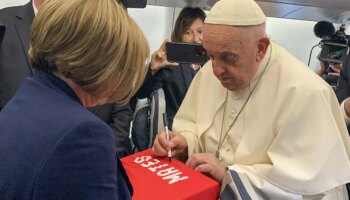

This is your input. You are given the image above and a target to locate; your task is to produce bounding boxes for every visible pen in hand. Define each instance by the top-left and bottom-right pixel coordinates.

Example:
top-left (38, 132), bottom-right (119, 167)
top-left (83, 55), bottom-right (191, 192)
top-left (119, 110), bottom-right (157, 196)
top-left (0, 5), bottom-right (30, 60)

top-left (162, 113), bottom-right (172, 162)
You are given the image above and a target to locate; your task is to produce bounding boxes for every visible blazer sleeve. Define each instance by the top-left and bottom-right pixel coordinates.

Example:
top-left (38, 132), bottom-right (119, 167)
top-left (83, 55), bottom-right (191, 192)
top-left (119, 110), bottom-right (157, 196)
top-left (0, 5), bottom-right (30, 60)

top-left (87, 103), bottom-right (133, 158)
top-left (135, 67), bottom-right (162, 99)
top-left (109, 103), bottom-right (133, 158)
top-left (32, 120), bottom-right (131, 200)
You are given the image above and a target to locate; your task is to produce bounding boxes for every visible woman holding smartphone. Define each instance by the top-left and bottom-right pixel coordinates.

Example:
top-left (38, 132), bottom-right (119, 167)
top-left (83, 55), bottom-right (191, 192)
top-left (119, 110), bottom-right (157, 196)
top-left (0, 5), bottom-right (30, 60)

top-left (135, 7), bottom-right (206, 131)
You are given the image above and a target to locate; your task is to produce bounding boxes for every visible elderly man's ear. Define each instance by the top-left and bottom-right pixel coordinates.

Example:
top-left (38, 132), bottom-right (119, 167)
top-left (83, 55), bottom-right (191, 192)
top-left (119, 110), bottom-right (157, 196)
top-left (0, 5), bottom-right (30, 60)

top-left (256, 37), bottom-right (270, 62)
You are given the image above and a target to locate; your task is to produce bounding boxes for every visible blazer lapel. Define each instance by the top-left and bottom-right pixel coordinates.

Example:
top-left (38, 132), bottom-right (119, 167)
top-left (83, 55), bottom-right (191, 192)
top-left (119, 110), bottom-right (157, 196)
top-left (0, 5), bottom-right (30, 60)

top-left (180, 63), bottom-right (195, 89)
top-left (14, 2), bottom-right (35, 72)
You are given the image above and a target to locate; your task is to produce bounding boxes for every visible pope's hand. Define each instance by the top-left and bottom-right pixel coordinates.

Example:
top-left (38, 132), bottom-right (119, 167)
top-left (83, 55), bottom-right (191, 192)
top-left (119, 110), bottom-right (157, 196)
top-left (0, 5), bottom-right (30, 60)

top-left (186, 153), bottom-right (226, 183)
top-left (152, 130), bottom-right (188, 160)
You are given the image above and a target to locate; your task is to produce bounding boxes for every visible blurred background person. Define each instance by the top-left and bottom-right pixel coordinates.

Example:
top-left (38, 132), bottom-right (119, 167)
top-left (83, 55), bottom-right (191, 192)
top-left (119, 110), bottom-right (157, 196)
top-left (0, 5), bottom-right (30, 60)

top-left (0, 0), bottom-right (133, 157)
top-left (335, 54), bottom-right (350, 132)
top-left (0, 0), bottom-right (149, 199)
top-left (336, 55), bottom-right (350, 200)
top-left (134, 7), bottom-right (206, 130)
top-left (313, 20), bottom-right (345, 90)
top-left (316, 61), bottom-right (342, 89)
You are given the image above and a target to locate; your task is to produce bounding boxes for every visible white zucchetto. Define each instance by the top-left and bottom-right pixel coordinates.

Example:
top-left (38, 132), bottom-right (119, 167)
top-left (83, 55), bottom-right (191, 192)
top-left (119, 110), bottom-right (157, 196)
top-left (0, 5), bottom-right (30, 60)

top-left (205, 0), bottom-right (266, 26)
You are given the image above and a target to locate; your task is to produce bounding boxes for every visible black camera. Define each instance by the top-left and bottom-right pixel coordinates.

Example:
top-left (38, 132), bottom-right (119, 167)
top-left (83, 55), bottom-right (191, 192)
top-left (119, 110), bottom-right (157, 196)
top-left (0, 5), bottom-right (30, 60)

top-left (314, 21), bottom-right (350, 64)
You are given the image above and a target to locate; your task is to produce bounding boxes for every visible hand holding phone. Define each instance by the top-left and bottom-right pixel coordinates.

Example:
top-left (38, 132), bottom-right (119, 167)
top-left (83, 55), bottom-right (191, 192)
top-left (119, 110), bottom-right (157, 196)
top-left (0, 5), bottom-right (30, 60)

top-left (150, 40), bottom-right (178, 74)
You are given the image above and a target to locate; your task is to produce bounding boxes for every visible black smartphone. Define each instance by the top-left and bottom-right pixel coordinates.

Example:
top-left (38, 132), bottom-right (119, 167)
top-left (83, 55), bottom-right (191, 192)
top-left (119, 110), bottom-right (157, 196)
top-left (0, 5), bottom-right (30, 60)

top-left (166, 42), bottom-right (209, 65)
top-left (0, 23), bottom-right (5, 46)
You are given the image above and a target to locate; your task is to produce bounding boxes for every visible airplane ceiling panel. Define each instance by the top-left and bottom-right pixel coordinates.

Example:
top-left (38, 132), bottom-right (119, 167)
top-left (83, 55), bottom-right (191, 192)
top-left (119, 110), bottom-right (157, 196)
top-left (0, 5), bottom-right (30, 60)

top-left (148, 0), bottom-right (350, 24)
top-left (282, 7), bottom-right (350, 23)
top-left (151, 0), bottom-right (204, 8)
top-left (257, 1), bottom-right (350, 23)
top-left (259, 0), bottom-right (350, 11)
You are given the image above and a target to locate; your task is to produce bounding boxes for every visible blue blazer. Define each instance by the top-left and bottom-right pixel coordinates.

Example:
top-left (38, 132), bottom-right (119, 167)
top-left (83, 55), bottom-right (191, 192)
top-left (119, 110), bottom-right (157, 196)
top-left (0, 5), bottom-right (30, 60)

top-left (0, 70), bottom-right (132, 199)
top-left (0, 1), bottom-right (133, 157)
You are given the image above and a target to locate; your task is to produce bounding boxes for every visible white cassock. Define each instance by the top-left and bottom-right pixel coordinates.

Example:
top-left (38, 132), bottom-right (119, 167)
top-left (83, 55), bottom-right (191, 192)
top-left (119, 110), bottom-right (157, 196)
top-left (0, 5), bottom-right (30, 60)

top-left (173, 42), bottom-right (350, 199)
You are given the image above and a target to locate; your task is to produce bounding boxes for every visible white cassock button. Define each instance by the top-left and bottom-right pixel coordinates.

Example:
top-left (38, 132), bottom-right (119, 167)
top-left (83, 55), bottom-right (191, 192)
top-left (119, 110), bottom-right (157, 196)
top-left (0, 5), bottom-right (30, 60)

top-left (234, 96), bottom-right (239, 100)
top-left (227, 136), bottom-right (231, 142)
top-left (226, 148), bottom-right (230, 152)
top-left (231, 109), bottom-right (236, 114)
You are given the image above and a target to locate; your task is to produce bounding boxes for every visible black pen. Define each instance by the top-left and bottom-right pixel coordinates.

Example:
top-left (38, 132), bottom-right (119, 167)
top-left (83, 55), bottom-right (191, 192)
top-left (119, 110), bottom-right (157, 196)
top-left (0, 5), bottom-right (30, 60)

top-left (162, 113), bottom-right (172, 162)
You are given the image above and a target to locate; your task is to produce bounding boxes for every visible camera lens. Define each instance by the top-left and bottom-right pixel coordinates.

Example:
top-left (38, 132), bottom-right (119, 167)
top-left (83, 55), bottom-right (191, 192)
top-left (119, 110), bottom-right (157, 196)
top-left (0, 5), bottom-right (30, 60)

top-left (195, 46), bottom-right (206, 56)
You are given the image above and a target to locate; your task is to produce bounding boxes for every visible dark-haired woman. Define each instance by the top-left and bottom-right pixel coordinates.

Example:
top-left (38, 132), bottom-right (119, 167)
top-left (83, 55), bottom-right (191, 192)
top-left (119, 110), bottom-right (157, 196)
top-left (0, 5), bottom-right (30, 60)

top-left (136, 7), bottom-right (206, 130)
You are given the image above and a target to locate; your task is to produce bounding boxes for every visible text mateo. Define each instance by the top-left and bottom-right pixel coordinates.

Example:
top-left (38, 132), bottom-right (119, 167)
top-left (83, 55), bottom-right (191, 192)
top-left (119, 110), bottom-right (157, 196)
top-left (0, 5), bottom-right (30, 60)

top-left (134, 156), bottom-right (189, 184)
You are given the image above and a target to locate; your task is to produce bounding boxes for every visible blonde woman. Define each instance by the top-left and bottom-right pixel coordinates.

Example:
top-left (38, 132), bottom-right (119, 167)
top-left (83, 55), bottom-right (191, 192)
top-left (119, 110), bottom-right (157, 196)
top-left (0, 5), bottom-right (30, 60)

top-left (0, 0), bottom-right (149, 199)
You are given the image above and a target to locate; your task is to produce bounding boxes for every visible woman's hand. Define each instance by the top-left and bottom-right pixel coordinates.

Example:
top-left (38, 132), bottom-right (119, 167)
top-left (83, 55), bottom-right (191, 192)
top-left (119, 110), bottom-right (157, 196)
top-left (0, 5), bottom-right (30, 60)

top-left (150, 39), bottom-right (178, 75)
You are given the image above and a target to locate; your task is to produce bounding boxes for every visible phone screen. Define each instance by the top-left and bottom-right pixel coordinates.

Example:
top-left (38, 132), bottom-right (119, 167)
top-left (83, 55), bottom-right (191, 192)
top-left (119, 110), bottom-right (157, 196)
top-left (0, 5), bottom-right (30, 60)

top-left (166, 42), bottom-right (209, 65)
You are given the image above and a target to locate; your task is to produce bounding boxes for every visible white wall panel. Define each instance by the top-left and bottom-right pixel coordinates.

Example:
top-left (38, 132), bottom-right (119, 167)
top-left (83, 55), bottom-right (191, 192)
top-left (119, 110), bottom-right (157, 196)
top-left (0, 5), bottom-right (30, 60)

top-left (0, 0), bottom-right (29, 9)
top-left (128, 6), bottom-right (175, 54)
top-left (266, 17), bottom-right (321, 70)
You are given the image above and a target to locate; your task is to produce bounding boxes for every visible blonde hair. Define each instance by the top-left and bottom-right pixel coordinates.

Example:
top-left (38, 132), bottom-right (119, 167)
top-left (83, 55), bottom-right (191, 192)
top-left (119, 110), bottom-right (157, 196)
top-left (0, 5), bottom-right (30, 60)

top-left (29, 0), bottom-right (149, 104)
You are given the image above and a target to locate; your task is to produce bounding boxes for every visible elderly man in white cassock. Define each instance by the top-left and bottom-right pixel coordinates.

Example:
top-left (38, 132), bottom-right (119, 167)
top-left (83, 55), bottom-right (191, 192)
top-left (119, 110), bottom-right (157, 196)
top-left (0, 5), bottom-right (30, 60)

top-left (152, 0), bottom-right (350, 199)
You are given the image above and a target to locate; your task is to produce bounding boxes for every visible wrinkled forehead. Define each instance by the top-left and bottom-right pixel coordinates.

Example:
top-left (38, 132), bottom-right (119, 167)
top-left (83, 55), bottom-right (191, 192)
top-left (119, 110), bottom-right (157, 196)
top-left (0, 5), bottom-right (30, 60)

top-left (203, 24), bottom-right (246, 51)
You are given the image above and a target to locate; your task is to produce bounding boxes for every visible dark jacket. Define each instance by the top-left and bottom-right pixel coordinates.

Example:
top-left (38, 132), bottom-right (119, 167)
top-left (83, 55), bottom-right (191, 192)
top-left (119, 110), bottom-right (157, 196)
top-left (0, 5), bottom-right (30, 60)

top-left (336, 54), bottom-right (350, 103)
top-left (0, 2), bottom-right (132, 157)
top-left (0, 70), bottom-right (132, 199)
top-left (136, 64), bottom-right (197, 129)
top-left (0, 2), bottom-right (34, 107)
top-left (335, 54), bottom-right (350, 136)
